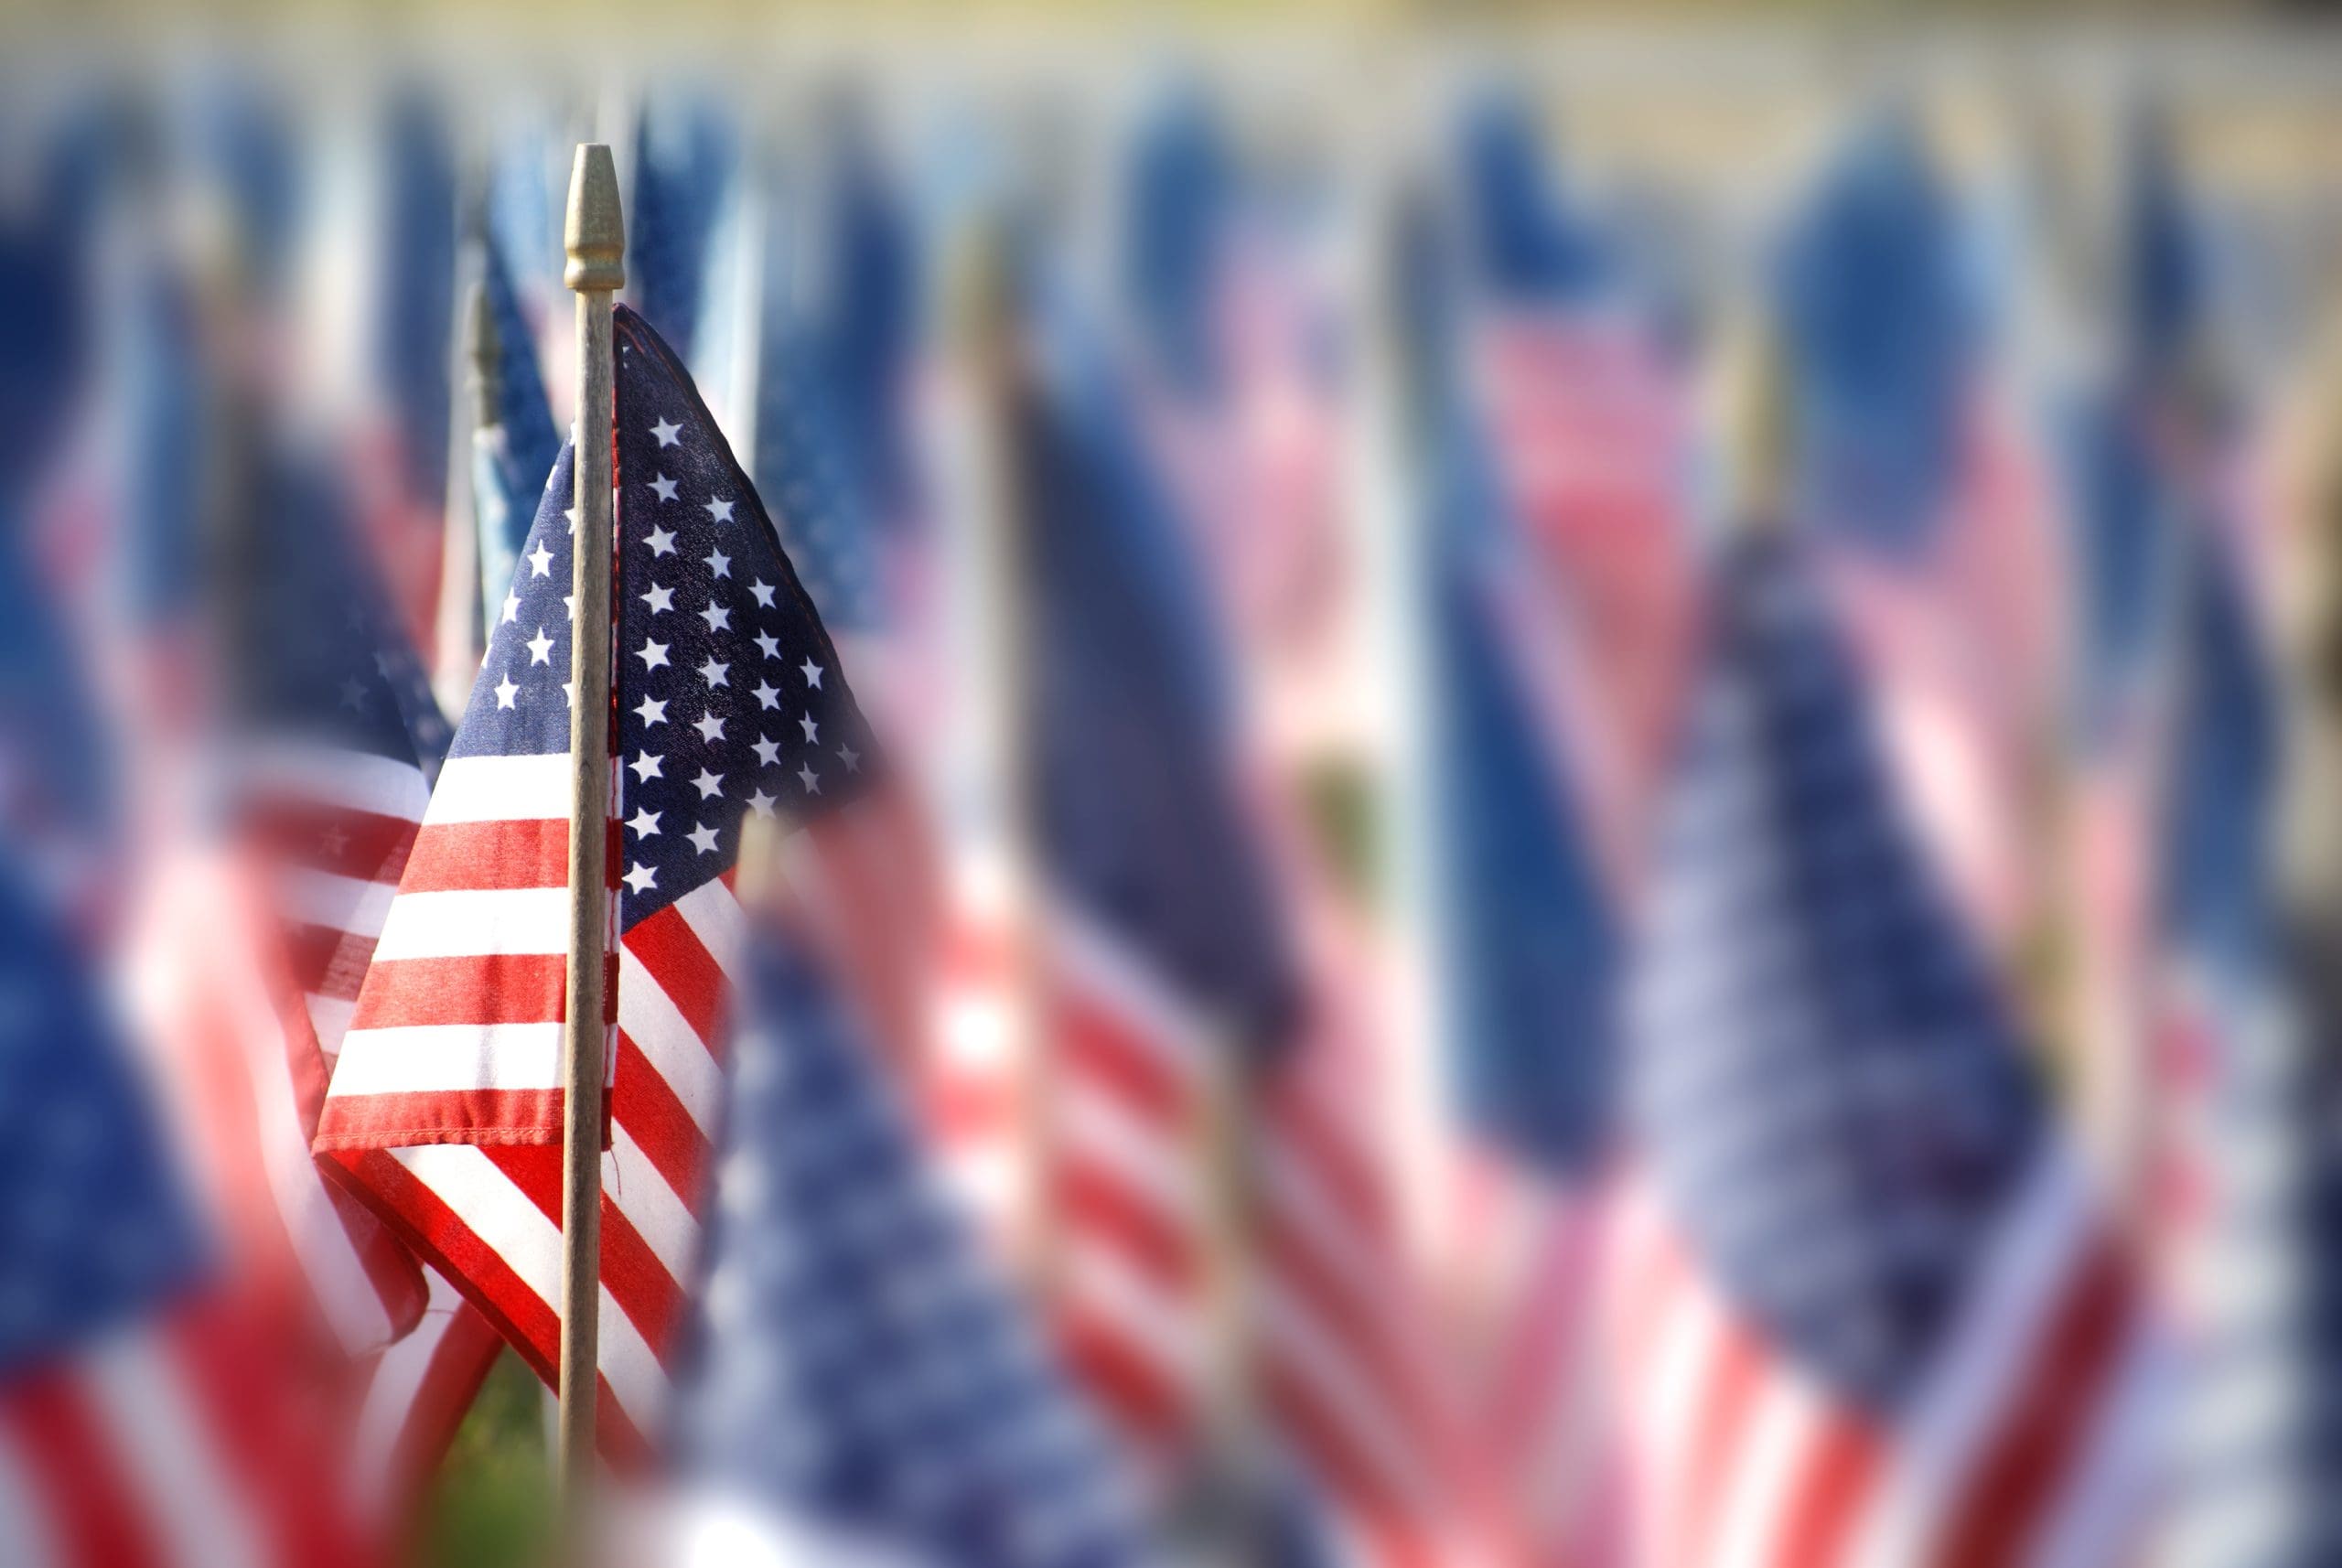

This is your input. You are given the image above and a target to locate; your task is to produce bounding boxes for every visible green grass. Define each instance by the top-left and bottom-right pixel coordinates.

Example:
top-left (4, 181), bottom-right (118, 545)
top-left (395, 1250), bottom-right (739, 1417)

top-left (408, 1350), bottom-right (553, 1568)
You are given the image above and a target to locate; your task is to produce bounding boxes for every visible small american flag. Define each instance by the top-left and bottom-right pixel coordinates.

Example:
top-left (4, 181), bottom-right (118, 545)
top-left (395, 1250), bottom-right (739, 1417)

top-left (315, 302), bottom-right (876, 1456)
top-left (1610, 532), bottom-right (2157, 1568)
top-left (670, 909), bottom-right (1143, 1565)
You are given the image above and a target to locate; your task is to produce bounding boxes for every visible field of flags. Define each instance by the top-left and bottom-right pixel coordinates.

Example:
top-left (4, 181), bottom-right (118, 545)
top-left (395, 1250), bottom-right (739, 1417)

top-left (4, 31), bottom-right (2342, 1566)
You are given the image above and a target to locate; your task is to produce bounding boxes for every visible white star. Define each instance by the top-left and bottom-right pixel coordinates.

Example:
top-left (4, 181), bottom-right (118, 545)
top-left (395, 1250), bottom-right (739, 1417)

top-left (699, 602), bottom-right (731, 633)
top-left (639, 582), bottom-right (674, 615)
top-left (797, 764), bottom-right (821, 794)
top-left (705, 548), bottom-right (732, 579)
top-left (564, 595), bottom-right (575, 618)
top-left (688, 822), bottom-right (721, 855)
top-left (526, 628), bottom-right (555, 665)
top-left (746, 787), bottom-right (778, 818)
top-left (799, 713), bottom-right (819, 743)
top-left (634, 695), bottom-right (668, 727)
top-left (500, 590), bottom-right (521, 624)
top-left (693, 768), bottom-right (725, 800)
top-left (748, 578), bottom-right (776, 608)
top-left (650, 416), bottom-right (682, 448)
top-left (705, 497), bottom-right (735, 524)
top-left (338, 679), bottom-right (369, 711)
top-left (564, 506), bottom-right (578, 534)
top-left (528, 542), bottom-right (554, 578)
top-left (629, 751), bottom-right (663, 782)
top-left (623, 862), bottom-right (658, 894)
top-left (628, 808), bottom-right (661, 839)
top-left (494, 675), bottom-right (520, 709)
top-left (638, 639), bottom-right (670, 671)
top-left (800, 659), bottom-right (824, 690)
top-left (693, 711), bottom-right (725, 745)
top-left (563, 680), bottom-right (575, 706)
top-left (752, 680), bottom-right (781, 711)
top-left (755, 632), bottom-right (782, 660)
top-left (645, 526), bottom-right (677, 558)
top-left (650, 474), bottom-right (679, 503)
top-left (838, 745), bottom-right (860, 774)
top-left (752, 736), bottom-right (781, 767)
top-left (699, 657), bottom-right (729, 689)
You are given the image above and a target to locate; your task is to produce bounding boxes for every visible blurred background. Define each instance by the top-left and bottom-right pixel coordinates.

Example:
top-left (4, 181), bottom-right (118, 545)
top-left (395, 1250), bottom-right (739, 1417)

top-left (6, 5), bottom-right (2342, 1566)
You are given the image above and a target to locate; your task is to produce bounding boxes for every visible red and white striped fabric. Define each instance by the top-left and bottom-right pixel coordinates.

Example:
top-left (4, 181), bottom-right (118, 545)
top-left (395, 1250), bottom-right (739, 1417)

top-left (312, 746), bottom-right (729, 1459)
top-left (0, 1300), bottom-right (394, 1568)
top-left (1599, 1162), bottom-right (2162, 1568)
top-left (347, 1268), bottom-right (507, 1526)
top-left (1038, 886), bottom-right (1490, 1566)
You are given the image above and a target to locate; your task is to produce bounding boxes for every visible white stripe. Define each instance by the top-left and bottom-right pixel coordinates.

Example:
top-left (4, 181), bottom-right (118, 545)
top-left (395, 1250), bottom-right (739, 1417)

top-left (308, 993), bottom-right (357, 1063)
top-left (1708, 1373), bottom-right (1829, 1568)
top-left (1058, 1078), bottom-right (1199, 1228)
top-left (0, 1421), bottom-right (60, 1568)
top-left (348, 1271), bottom-right (466, 1518)
top-left (2026, 1320), bottom-right (2167, 1568)
top-left (671, 878), bottom-right (749, 988)
top-left (284, 867), bottom-right (398, 940)
top-left (373, 887), bottom-right (573, 959)
top-left (1046, 901), bottom-right (1211, 1060)
top-left (617, 945), bottom-right (723, 1136)
top-left (396, 1144), bottom-right (669, 1433)
top-left (230, 945), bottom-right (394, 1355)
top-left (330, 1023), bottom-right (566, 1096)
top-left (610, 1123), bottom-right (703, 1283)
top-left (1059, 1244), bottom-right (1205, 1394)
top-left (1258, 1274), bottom-right (1436, 1519)
top-left (244, 741), bottom-right (429, 823)
top-left (1849, 1157), bottom-right (2093, 1568)
top-left (81, 1329), bottom-right (269, 1568)
top-left (422, 753), bottom-right (576, 826)
top-left (1635, 1283), bottom-right (1732, 1564)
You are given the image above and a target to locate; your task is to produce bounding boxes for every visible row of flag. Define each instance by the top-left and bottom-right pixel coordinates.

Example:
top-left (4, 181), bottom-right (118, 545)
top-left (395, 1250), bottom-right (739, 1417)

top-left (2, 63), bottom-right (2339, 1568)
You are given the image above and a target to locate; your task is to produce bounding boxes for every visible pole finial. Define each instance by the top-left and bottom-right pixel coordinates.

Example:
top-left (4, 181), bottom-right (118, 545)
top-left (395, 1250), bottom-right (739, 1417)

top-left (564, 143), bottom-right (625, 295)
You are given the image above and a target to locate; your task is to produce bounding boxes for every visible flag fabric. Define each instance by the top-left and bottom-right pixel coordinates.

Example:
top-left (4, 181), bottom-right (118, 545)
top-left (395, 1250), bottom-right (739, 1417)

top-left (345, 1266), bottom-right (507, 1527)
top-left (474, 228), bottom-right (565, 644)
top-left (1017, 268), bottom-right (1472, 1561)
top-left (667, 908), bottom-right (1143, 1566)
top-left (630, 102), bottom-right (736, 372)
top-left (1608, 531), bottom-right (2157, 1568)
top-left (315, 302), bottom-right (876, 1456)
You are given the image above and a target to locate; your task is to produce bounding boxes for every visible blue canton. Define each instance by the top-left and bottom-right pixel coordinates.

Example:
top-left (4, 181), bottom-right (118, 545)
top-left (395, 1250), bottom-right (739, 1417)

top-left (672, 918), bottom-right (1144, 1567)
top-left (1627, 535), bottom-right (2042, 1410)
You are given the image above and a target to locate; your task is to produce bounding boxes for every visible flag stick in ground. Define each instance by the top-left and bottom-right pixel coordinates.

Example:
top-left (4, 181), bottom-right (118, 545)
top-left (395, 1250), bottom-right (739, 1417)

top-left (557, 140), bottom-right (624, 1503)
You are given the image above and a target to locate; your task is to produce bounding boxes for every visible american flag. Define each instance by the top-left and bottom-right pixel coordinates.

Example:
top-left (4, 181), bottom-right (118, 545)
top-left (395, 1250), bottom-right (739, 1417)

top-left (668, 906), bottom-right (1143, 1565)
top-left (0, 847), bottom-right (389, 1567)
top-left (1016, 270), bottom-right (1470, 1561)
top-left (315, 303), bottom-right (876, 1456)
top-left (1609, 532), bottom-right (2158, 1568)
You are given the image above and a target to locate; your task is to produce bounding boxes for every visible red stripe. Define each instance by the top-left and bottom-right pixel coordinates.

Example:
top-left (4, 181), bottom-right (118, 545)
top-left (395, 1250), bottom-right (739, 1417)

top-left (1053, 1302), bottom-right (1191, 1445)
top-left (314, 1087), bottom-right (567, 1149)
top-left (624, 903), bottom-right (729, 1046)
top-left (612, 1030), bottom-right (712, 1203)
top-left (1767, 1412), bottom-right (1884, 1568)
top-left (480, 1148), bottom-right (687, 1370)
top-left (1058, 995), bottom-right (1188, 1122)
top-left (1057, 1152), bottom-right (1198, 1291)
top-left (374, 1302), bottom-right (506, 1514)
top-left (349, 950), bottom-right (608, 1031)
top-left (398, 817), bottom-right (597, 894)
top-left (283, 924), bottom-right (380, 1004)
top-left (1932, 1235), bottom-right (2132, 1568)
top-left (0, 1366), bottom-right (164, 1567)
top-left (247, 798), bottom-right (419, 887)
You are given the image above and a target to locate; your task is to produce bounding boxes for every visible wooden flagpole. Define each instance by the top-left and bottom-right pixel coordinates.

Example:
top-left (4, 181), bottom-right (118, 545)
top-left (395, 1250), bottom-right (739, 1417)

top-left (557, 141), bottom-right (623, 1503)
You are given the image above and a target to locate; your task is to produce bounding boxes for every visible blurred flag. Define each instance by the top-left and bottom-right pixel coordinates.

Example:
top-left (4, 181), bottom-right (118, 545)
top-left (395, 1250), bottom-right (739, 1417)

top-left (631, 99), bottom-right (737, 381)
top-left (1015, 265), bottom-right (1471, 1561)
top-left (358, 94), bottom-right (458, 658)
top-left (473, 229), bottom-right (565, 663)
top-left (1609, 532), bottom-right (2157, 1568)
top-left (315, 304), bottom-right (878, 1456)
top-left (664, 907), bottom-right (1142, 1565)
top-left (1776, 112), bottom-right (2062, 953)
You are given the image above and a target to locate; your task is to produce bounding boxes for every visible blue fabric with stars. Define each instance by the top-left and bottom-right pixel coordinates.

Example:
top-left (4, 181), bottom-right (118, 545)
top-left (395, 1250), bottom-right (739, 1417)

top-left (752, 316), bottom-right (883, 637)
top-left (671, 916), bottom-right (1144, 1567)
top-left (0, 853), bottom-right (209, 1376)
top-left (461, 304), bottom-right (872, 929)
top-left (1626, 534), bottom-right (2044, 1412)
top-left (230, 443), bottom-right (451, 785)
